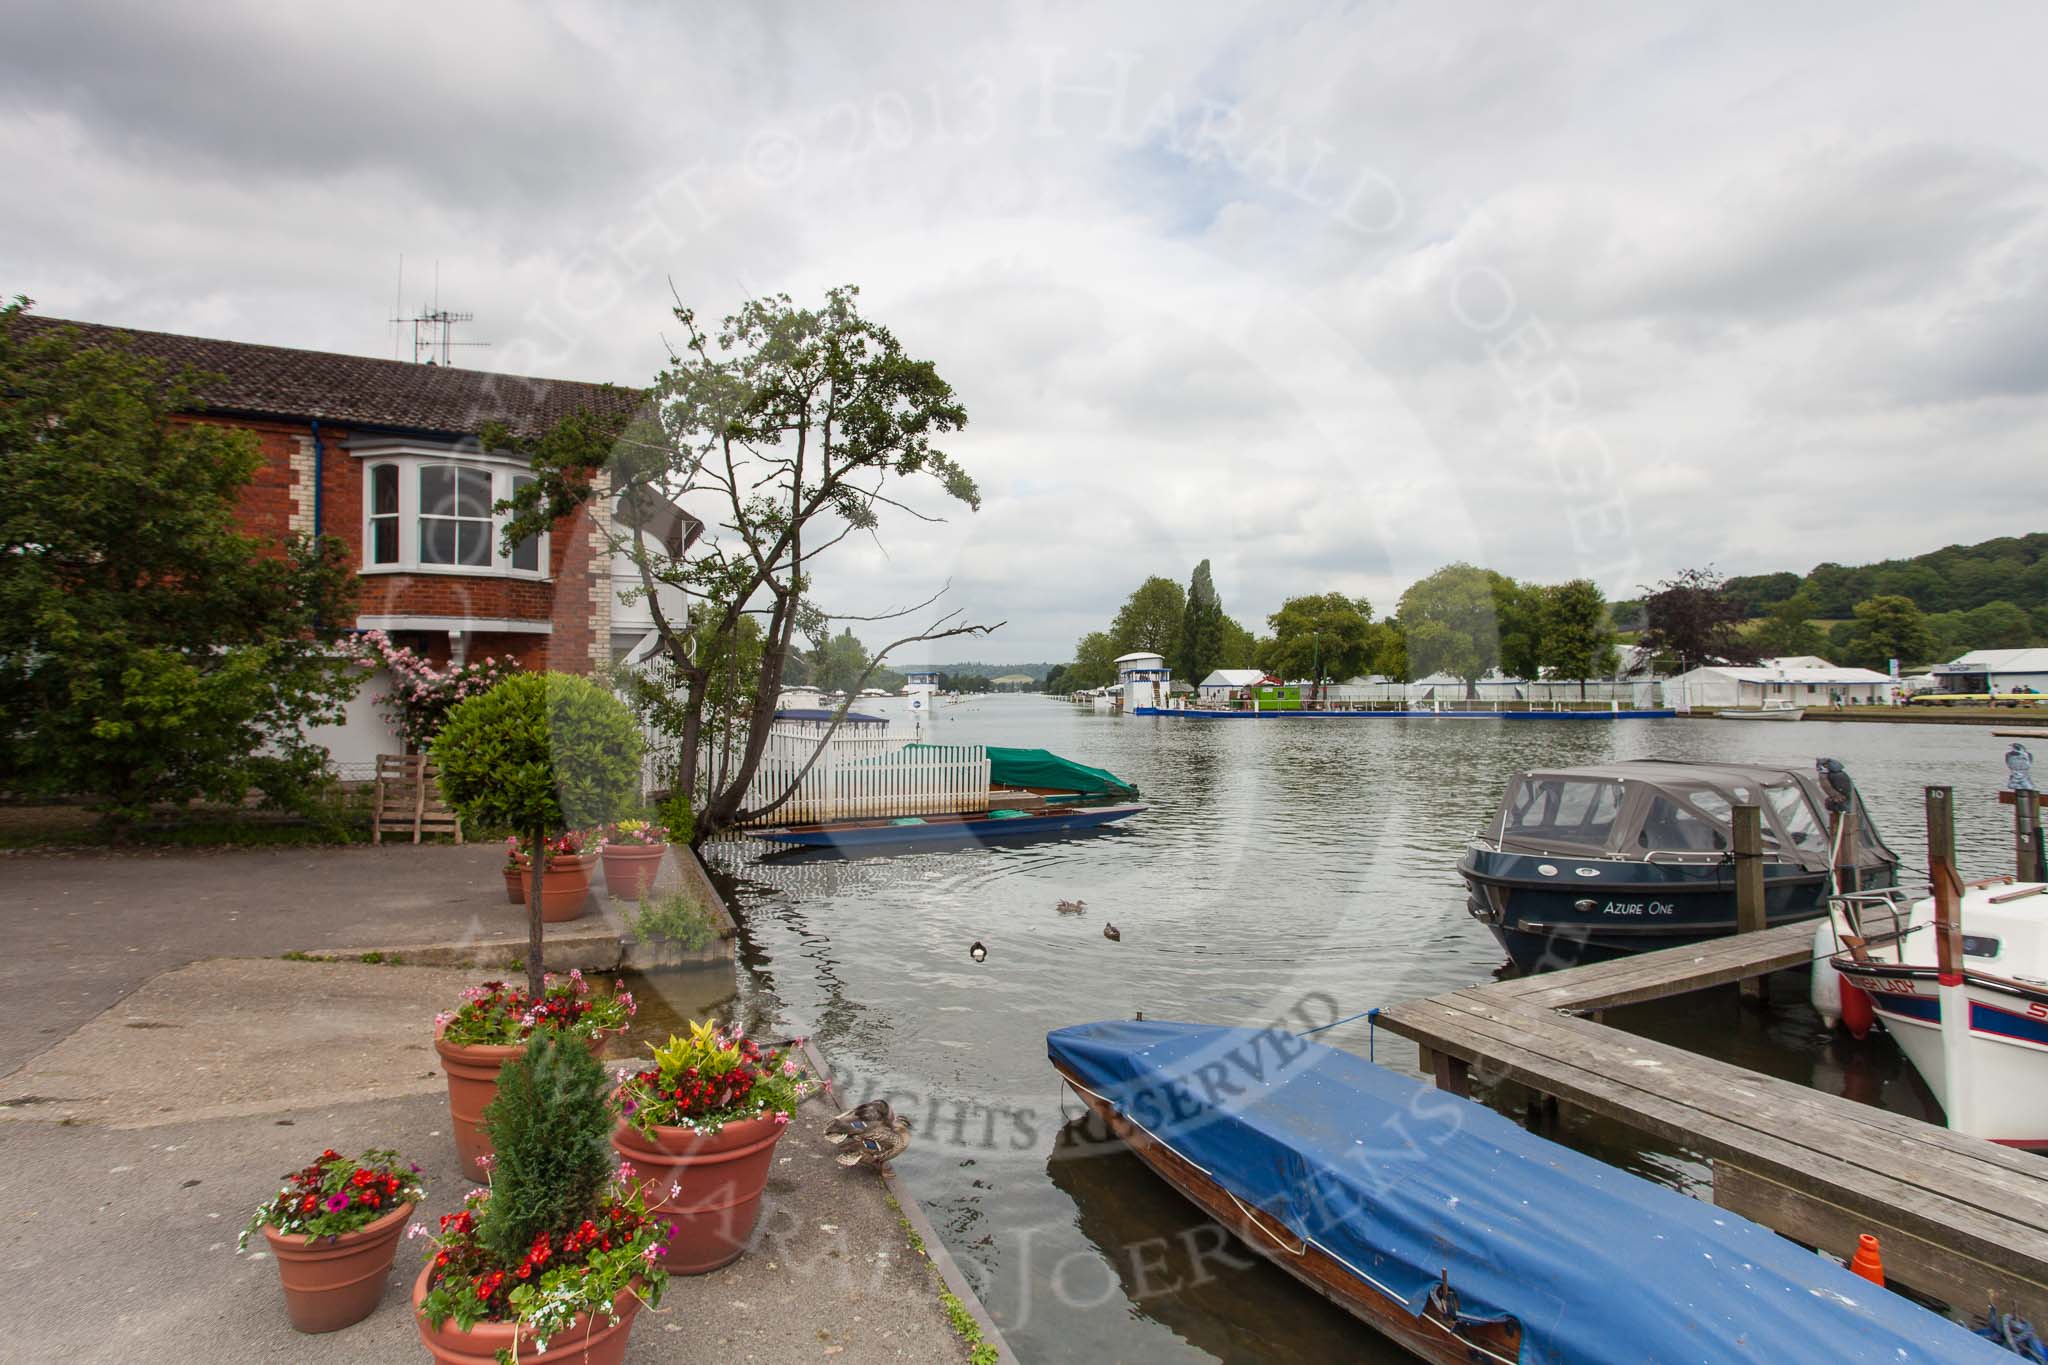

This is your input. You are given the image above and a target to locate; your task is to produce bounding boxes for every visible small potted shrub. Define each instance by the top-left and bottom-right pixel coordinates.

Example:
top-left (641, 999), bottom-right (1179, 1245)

top-left (435, 970), bottom-right (635, 1175)
top-left (415, 1032), bottom-right (667, 1365)
top-left (239, 1147), bottom-right (426, 1333)
top-left (507, 829), bottom-right (598, 921)
top-left (611, 1021), bottom-right (813, 1273)
top-left (597, 819), bottom-right (668, 901)
top-left (433, 671), bottom-right (642, 995)
top-left (501, 837), bottom-right (524, 905)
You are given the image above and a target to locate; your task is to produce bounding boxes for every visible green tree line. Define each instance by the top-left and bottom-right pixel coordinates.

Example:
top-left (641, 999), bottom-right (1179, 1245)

top-left (1053, 562), bottom-right (1618, 695)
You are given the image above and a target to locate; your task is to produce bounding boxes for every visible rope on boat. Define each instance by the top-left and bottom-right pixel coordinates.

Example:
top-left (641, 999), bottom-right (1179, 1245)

top-left (1298, 1007), bottom-right (1382, 1060)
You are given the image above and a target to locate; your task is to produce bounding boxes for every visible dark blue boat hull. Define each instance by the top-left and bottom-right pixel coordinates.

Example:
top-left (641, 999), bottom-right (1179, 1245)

top-left (1459, 847), bottom-right (1889, 973)
top-left (757, 803), bottom-right (1143, 850)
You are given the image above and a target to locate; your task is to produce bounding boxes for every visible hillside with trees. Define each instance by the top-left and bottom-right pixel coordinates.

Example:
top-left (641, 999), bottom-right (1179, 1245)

top-left (1710, 532), bottom-right (2047, 669)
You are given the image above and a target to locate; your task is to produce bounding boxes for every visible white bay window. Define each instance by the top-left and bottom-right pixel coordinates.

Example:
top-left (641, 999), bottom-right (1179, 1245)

top-left (352, 439), bottom-right (545, 578)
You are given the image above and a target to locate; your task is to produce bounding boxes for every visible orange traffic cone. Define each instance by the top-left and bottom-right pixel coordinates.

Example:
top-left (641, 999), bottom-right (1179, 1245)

top-left (1849, 1234), bottom-right (1884, 1285)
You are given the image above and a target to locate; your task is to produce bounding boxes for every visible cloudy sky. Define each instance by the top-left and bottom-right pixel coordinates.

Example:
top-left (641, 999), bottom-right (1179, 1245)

top-left (7, 3), bottom-right (2045, 662)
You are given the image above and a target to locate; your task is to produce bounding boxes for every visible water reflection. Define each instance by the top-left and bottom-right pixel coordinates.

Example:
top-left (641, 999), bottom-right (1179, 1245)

top-left (700, 697), bottom-right (2025, 1362)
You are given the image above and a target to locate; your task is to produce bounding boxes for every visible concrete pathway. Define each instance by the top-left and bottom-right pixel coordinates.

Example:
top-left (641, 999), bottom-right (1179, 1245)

top-left (0, 848), bottom-right (1004, 1363)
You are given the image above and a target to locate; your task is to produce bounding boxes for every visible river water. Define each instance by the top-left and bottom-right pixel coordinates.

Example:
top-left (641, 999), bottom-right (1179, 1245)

top-left (672, 697), bottom-right (2026, 1363)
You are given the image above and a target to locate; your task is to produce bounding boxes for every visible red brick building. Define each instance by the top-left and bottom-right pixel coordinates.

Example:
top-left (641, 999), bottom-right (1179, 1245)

top-left (23, 316), bottom-right (654, 674)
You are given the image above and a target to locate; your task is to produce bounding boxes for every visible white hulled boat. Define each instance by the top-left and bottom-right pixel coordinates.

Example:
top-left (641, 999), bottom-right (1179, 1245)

top-left (1828, 878), bottom-right (2048, 1147)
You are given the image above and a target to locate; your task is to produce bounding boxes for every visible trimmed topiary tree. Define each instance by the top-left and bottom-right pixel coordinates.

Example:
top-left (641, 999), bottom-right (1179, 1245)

top-left (433, 672), bottom-right (643, 994)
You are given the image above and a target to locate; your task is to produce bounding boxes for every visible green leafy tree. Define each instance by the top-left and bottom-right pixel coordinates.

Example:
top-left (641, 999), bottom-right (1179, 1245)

top-left (1041, 664), bottom-right (1068, 693)
top-left (1262, 593), bottom-right (1379, 684)
top-left (1066, 630), bottom-right (1120, 689)
top-left (1493, 578), bottom-right (1547, 680)
top-left (1843, 595), bottom-right (1935, 670)
top-left (1957, 601), bottom-right (2035, 651)
top-left (1638, 567), bottom-right (1755, 671)
top-left (1371, 618), bottom-right (1407, 679)
top-left (1217, 615), bottom-right (1260, 669)
top-left (1176, 560), bottom-right (1228, 686)
top-left (433, 673), bottom-right (642, 994)
top-left (1110, 576), bottom-right (1185, 656)
top-left (808, 627), bottom-right (872, 694)
top-left (0, 299), bottom-right (359, 831)
top-left (503, 285), bottom-right (995, 844)
top-left (1542, 579), bottom-right (1619, 694)
top-left (1397, 564), bottom-right (1501, 694)
top-left (1749, 591), bottom-right (1827, 658)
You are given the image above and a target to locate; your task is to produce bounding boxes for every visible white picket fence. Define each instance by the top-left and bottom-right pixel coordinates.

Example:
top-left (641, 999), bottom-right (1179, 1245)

top-left (739, 730), bottom-right (990, 826)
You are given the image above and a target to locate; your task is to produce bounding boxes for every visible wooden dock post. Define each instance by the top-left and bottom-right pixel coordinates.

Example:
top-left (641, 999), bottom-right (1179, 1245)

top-left (1733, 804), bottom-right (1767, 1002)
top-left (2016, 788), bottom-right (2042, 883)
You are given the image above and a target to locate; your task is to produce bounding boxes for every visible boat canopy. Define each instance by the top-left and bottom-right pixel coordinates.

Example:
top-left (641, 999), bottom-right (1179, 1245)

top-left (1485, 759), bottom-right (1894, 871)
top-left (1048, 1019), bottom-right (2004, 1365)
top-left (988, 746), bottom-right (1137, 797)
top-left (890, 744), bottom-right (1139, 797)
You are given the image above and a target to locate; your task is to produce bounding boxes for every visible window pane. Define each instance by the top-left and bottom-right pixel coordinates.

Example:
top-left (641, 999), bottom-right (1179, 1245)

top-left (420, 465), bottom-right (454, 515)
top-left (457, 520), bottom-right (492, 567)
top-left (455, 468), bottom-right (492, 517)
top-left (371, 464), bottom-right (400, 516)
top-left (370, 516), bottom-right (398, 564)
top-left (1638, 796), bottom-right (1726, 852)
top-left (420, 518), bottom-right (456, 565)
top-left (1507, 779), bottom-right (1624, 844)
top-left (509, 474), bottom-right (539, 570)
top-left (1766, 783), bottom-right (1824, 849)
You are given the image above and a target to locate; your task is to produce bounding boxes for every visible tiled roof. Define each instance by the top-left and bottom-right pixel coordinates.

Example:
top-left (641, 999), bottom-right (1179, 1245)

top-left (12, 314), bottom-right (643, 440)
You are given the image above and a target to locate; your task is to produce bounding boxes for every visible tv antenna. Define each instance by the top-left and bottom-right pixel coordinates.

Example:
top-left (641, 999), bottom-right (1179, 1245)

top-left (389, 259), bottom-right (489, 365)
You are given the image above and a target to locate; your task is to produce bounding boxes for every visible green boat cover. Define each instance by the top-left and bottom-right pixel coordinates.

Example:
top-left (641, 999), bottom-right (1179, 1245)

top-left (930, 745), bottom-right (1137, 796)
top-left (875, 745), bottom-right (1138, 797)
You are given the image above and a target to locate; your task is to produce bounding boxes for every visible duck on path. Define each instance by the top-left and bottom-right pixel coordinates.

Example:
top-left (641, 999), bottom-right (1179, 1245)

top-left (824, 1100), bottom-right (897, 1146)
top-left (834, 1114), bottom-right (913, 1168)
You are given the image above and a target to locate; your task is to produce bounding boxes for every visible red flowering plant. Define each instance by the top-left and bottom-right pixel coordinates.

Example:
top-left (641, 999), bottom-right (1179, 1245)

top-left (238, 1147), bottom-right (425, 1250)
top-left (417, 1033), bottom-right (667, 1361)
top-left (615, 1020), bottom-right (814, 1138)
top-left (437, 970), bottom-right (635, 1049)
top-left (505, 828), bottom-right (591, 860)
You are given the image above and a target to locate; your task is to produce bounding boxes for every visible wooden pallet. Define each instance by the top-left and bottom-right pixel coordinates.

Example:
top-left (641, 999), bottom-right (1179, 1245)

top-left (370, 753), bottom-right (464, 845)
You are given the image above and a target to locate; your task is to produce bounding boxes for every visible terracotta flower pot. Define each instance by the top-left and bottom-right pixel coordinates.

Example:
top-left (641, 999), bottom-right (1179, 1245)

top-left (611, 1112), bottom-right (786, 1274)
top-left (434, 1028), bottom-right (610, 1175)
top-left (412, 1262), bottom-right (643, 1365)
top-left (599, 842), bottom-right (667, 901)
top-left (501, 865), bottom-right (524, 905)
top-left (262, 1200), bottom-right (413, 1333)
top-left (517, 852), bottom-right (596, 922)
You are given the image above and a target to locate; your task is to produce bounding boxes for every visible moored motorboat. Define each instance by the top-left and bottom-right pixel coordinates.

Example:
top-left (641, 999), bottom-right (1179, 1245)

top-left (1047, 1018), bottom-right (2005, 1364)
top-left (1459, 759), bottom-right (1897, 972)
top-left (755, 802), bottom-right (1143, 851)
top-left (1717, 699), bottom-right (1806, 721)
top-left (1829, 877), bottom-right (2048, 1148)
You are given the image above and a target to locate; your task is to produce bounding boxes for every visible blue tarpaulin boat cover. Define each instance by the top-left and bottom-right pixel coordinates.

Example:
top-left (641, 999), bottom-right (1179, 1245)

top-left (1048, 1020), bottom-right (2006, 1364)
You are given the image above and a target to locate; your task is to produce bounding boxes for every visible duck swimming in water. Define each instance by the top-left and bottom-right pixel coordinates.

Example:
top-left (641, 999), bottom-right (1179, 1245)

top-left (1055, 899), bottom-right (1086, 914)
top-left (969, 940), bottom-right (987, 962)
top-left (1103, 923), bottom-right (1121, 942)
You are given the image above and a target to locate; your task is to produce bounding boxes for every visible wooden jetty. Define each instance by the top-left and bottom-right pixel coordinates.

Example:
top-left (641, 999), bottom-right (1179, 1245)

top-left (1380, 917), bottom-right (2048, 1323)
